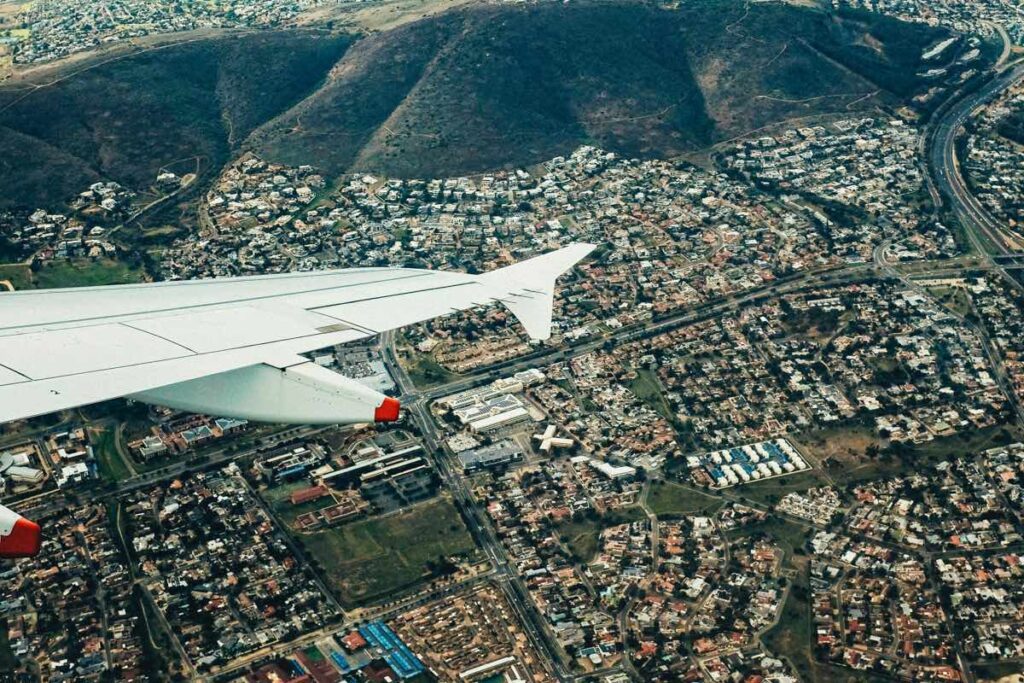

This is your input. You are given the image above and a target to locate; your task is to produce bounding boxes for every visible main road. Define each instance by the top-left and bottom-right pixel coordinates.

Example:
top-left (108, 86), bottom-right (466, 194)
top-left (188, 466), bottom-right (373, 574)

top-left (928, 60), bottom-right (1024, 257)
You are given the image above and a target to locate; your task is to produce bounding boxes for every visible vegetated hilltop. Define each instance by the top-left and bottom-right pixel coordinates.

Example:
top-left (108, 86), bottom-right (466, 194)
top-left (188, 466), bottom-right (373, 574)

top-left (0, 30), bottom-right (353, 210)
top-left (252, 0), bottom-right (957, 179)
top-left (997, 108), bottom-right (1024, 145)
top-left (0, 0), bottom-right (961, 211)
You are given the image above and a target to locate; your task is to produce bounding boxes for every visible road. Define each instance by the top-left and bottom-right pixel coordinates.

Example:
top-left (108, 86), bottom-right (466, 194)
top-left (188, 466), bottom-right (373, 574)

top-left (399, 389), bottom-right (573, 679)
top-left (928, 62), bottom-right (1024, 258)
top-left (396, 263), bottom-right (881, 410)
top-left (371, 250), bottom-right (1018, 679)
top-left (984, 21), bottom-right (1013, 71)
top-left (875, 241), bottom-right (1024, 433)
top-left (921, 46), bottom-right (1024, 438)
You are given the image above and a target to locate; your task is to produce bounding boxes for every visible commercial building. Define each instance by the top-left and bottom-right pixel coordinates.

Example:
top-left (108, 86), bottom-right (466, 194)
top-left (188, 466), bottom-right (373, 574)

top-left (256, 444), bottom-right (325, 484)
top-left (572, 456), bottom-right (637, 481)
top-left (56, 462), bottom-right (90, 488)
top-left (458, 441), bottom-right (524, 473)
top-left (454, 394), bottom-right (532, 433)
top-left (321, 445), bottom-right (437, 510)
top-left (137, 435), bottom-right (168, 460)
top-left (0, 451), bottom-right (45, 491)
top-left (436, 368), bottom-right (546, 411)
top-left (534, 424), bottom-right (575, 452)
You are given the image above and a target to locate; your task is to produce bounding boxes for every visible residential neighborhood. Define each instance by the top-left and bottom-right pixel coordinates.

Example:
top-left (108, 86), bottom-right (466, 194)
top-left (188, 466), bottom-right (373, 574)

top-left (3, 0), bottom-right (1024, 681)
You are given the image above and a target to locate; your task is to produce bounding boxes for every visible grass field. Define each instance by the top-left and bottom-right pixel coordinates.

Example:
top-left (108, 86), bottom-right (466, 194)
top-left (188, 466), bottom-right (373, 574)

top-left (31, 258), bottom-right (144, 289)
top-left (813, 424), bottom-right (1023, 488)
top-left (902, 425), bottom-right (1021, 460)
top-left (0, 257), bottom-right (146, 291)
top-left (797, 422), bottom-right (1022, 490)
top-left (300, 496), bottom-right (478, 607)
top-left (925, 285), bottom-right (973, 318)
top-left (556, 506), bottom-right (648, 563)
top-left (735, 470), bottom-right (829, 506)
top-left (798, 424), bottom-right (876, 468)
top-left (401, 352), bottom-right (459, 388)
top-left (646, 481), bottom-right (722, 518)
top-left (90, 426), bottom-right (133, 482)
top-left (0, 619), bottom-right (14, 673)
top-left (629, 368), bottom-right (674, 421)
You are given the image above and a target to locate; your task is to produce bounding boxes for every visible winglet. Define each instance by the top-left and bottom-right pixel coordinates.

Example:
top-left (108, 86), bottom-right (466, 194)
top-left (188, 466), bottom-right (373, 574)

top-left (479, 243), bottom-right (596, 341)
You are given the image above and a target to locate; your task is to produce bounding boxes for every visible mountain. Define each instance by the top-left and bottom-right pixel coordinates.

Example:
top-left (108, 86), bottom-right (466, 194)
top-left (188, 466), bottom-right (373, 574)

top-left (251, 0), bottom-right (955, 179)
top-left (0, 31), bottom-right (353, 209)
top-left (0, 0), bottom-right (958, 210)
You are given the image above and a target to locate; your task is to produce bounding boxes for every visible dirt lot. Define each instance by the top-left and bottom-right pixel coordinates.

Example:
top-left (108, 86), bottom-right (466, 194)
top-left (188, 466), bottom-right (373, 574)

top-left (304, 0), bottom-right (480, 33)
top-left (794, 425), bottom-right (876, 469)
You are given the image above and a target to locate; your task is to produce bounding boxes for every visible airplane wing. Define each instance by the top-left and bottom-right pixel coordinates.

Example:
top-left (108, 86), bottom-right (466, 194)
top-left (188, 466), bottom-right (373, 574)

top-left (0, 243), bottom-right (594, 426)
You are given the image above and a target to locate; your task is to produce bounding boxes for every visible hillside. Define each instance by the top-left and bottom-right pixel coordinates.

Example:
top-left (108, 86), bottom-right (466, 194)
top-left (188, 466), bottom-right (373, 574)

top-left (0, 0), bottom-right (959, 210)
top-left (998, 109), bottom-right (1024, 146)
top-left (0, 31), bottom-right (353, 210)
top-left (252, 0), bottom-right (956, 178)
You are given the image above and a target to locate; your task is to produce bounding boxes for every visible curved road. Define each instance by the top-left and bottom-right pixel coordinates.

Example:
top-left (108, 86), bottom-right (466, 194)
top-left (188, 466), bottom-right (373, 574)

top-left (929, 62), bottom-right (1024, 257)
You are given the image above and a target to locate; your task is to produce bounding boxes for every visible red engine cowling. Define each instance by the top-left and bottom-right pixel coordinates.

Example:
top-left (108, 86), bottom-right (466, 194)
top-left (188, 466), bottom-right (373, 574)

top-left (0, 505), bottom-right (41, 558)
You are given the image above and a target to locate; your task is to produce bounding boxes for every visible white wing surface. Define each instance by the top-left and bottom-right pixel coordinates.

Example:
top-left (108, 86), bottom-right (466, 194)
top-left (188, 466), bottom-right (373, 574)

top-left (0, 243), bottom-right (594, 424)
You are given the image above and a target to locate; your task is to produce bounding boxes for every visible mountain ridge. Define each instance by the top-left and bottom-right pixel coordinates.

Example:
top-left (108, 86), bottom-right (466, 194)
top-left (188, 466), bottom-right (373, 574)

top-left (0, 0), bottom-right (960, 212)
top-left (250, 0), bottom-right (955, 179)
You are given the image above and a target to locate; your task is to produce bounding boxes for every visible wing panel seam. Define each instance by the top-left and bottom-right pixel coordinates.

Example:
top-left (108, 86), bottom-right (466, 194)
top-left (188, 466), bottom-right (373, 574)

top-left (0, 271), bottom-right (438, 335)
top-left (18, 330), bottom-right (353, 383)
top-left (119, 322), bottom-right (200, 355)
top-left (307, 281), bottom-right (481, 311)
top-left (0, 363), bottom-right (30, 383)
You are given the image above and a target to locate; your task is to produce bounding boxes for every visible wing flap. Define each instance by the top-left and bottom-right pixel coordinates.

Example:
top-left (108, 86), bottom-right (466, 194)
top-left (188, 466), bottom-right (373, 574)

top-left (316, 281), bottom-right (492, 333)
top-left (128, 305), bottom-right (342, 354)
top-left (0, 323), bottom-right (192, 380)
top-left (0, 327), bottom-right (368, 423)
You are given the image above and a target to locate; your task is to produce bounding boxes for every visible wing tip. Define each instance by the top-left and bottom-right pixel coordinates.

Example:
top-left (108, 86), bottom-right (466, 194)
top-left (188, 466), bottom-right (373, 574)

top-left (484, 242), bottom-right (597, 341)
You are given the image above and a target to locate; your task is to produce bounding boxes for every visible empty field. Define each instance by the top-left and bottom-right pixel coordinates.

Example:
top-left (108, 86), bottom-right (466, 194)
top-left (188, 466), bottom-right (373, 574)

top-left (556, 506), bottom-right (648, 563)
top-left (28, 258), bottom-right (144, 289)
top-left (646, 481), bottom-right (722, 518)
top-left (300, 496), bottom-right (479, 607)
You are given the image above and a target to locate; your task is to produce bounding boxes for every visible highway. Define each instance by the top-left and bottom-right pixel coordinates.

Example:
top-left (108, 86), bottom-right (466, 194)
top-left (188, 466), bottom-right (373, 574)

top-left (928, 61), bottom-right (1024, 258)
top-left (400, 389), bottom-right (575, 679)
top-left (392, 263), bottom-right (883, 410)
